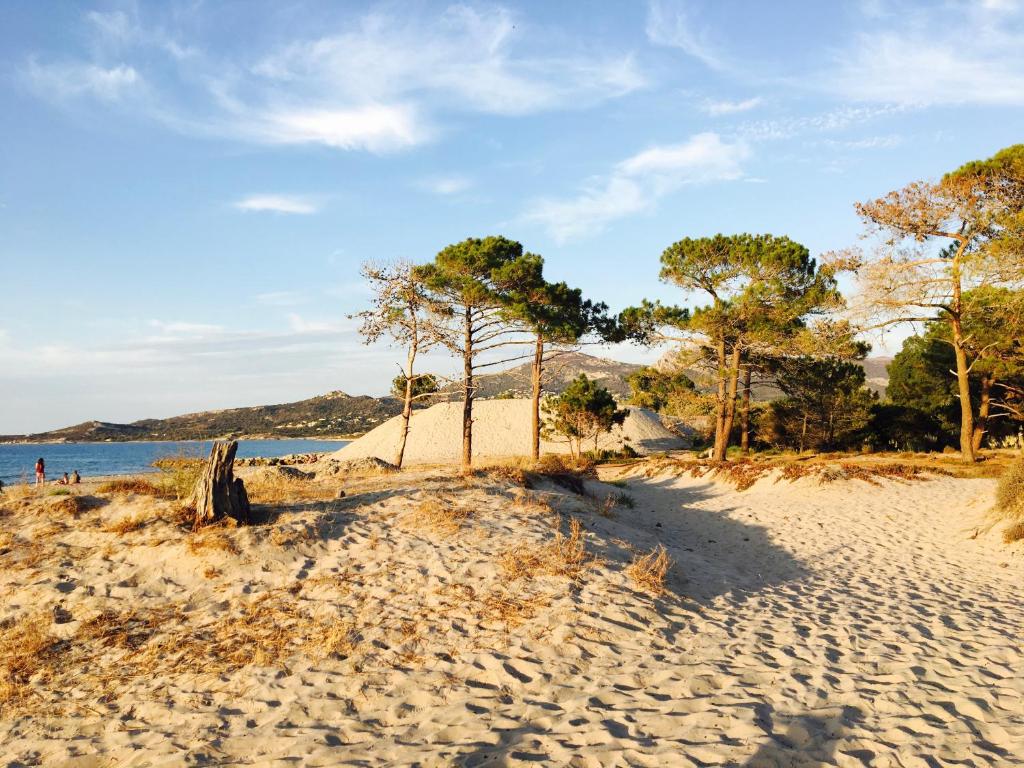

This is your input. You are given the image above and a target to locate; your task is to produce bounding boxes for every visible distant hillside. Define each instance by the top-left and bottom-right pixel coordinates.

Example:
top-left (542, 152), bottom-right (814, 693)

top-left (1, 353), bottom-right (892, 443)
top-left (2, 391), bottom-right (402, 443)
top-left (435, 351), bottom-right (641, 401)
top-left (860, 357), bottom-right (892, 396)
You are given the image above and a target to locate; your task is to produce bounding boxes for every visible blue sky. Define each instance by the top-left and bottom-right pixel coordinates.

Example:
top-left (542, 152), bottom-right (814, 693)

top-left (1, 0), bottom-right (1022, 433)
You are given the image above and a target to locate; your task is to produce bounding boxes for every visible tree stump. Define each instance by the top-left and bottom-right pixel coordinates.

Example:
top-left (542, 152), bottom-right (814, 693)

top-left (189, 440), bottom-right (250, 527)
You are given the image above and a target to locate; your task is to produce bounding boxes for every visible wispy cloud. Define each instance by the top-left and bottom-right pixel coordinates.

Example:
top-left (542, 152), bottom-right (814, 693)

top-left (24, 4), bottom-right (646, 154)
top-left (523, 132), bottom-right (749, 242)
top-left (734, 104), bottom-right (906, 142)
top-left (24, 60), bottom-right (141, 102)
top-left (827, 2), bottom-right (1024, 106)
top-left (419, 175), bottom-right (473, 195)
top-left (645, 0), bottom-right (724, 70)
top-left (821, 134), bottom-right (903, 150)
top-left (701, 97), bottom-right (762, 116)
top-left (233, 194), bottom-right (320, 215)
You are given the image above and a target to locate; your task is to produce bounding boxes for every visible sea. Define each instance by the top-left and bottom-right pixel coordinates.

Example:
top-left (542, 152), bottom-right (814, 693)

top-left (0, 439), bottom-right (350, 485)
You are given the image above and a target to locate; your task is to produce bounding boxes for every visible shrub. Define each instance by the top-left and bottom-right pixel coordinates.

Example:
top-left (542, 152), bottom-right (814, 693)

top-left (96, 477), bottom-right (166, 497)
top-left (995, 456), bottom-right (1024, 542)
top-left (626, 545), bottom-right (671, 596)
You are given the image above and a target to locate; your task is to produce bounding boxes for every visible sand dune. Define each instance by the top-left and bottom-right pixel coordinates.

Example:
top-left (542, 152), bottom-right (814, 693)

top-left (334, 398), bottom-right (687, 464)
top-left (1, 461), bottom-right (1021, 765)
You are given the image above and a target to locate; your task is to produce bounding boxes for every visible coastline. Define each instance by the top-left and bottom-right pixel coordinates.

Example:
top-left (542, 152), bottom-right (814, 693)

top-left (0, 434), bottom-right (362, 446)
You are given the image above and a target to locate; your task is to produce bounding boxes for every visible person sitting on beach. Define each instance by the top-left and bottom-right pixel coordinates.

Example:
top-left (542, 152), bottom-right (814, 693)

top-left (58, 472), bottom-right (70, 485)
top-left (72, 470), bottom-right (81, 484)
top-left (35, 458), bottom-right (45, 486)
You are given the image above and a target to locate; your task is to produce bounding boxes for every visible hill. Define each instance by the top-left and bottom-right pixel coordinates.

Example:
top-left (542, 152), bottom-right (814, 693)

top-left (2, 391), bottom-right (402, 443)
top-left (435, 351), bottom-right (641, 400)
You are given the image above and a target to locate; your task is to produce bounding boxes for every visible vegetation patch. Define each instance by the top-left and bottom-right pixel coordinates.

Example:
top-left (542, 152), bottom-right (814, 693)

top-left (501, 517), bottom-right (597, 584)
top-left (626, 545), bottom-right (672, 597)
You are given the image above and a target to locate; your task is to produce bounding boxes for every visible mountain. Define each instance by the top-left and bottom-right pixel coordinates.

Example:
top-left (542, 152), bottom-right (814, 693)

top-left (435, 351), bottom-right (642, 401)
top-left (2, 391), bottom-right (402, 443)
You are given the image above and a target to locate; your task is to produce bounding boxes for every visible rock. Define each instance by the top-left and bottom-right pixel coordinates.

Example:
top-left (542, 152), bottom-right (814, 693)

top-left (336, 489), bottom-right (347, 499)
top-left (318, 457), bottom-right (398, 477)
top-left (277, 466), bottom-right (314, 480)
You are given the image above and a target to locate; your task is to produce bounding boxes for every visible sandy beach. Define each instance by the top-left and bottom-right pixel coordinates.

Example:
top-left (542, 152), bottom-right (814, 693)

top-left (1, 456), bottom-right (1021, 766)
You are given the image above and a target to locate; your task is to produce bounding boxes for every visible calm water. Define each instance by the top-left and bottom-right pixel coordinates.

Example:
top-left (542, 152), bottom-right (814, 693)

top-left (0, 439), bottom-right (350, 484)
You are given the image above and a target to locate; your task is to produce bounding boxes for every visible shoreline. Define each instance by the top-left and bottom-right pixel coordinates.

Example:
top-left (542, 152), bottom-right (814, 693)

top-left (0, 435), bottom-right (361, 446)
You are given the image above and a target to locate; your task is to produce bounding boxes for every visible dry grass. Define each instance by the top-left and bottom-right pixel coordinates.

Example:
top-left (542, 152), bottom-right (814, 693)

top-left (96, 477), bottom-right (167, 497)
top-left (48, 495), bottom-right (85, 517)
top-left (0, 613), bottom-right (61, 714)
top-left (401, 498), bottom-right (471, 535)
top-left (639, 456), bottom-right (952, 491)
top-left (626, 545), bottom-right (671, 596)
top-left (501, 517), bottom-right (596, 584)
top-left (244, 471), bottom-right (337, 505)
top-left (186, 528), bottom-right (241, 556)
top-left (104, 513), bottom-right (148, 535)
top-left (152, 456), bottom-right (205, 502)
top-left (480, 591), bottom-right (551, 629)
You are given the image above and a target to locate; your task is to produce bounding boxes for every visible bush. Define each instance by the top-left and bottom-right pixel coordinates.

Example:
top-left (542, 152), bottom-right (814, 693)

top-left (995, 456), bottom-right (1024, 542)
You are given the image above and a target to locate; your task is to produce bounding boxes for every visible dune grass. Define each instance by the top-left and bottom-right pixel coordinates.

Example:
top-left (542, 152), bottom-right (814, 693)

top-left (626, 545), bottom-right (672, 596)
top-left (501, 517), bottom-right (596, 584)
top-left (401, 498), bottom-right (471, 535)
top-left (995, 455), bottom-right (1024, 543)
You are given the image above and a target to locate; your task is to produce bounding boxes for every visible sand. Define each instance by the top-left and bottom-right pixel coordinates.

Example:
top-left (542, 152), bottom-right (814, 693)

top-left (334, 398), bottom-right (687, 464)
top-left (1, 460), bottom-right (1022, 766)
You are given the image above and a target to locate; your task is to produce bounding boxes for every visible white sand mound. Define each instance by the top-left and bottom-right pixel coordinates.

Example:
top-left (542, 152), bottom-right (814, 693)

top-left (334, 398), bottom-right (686, 464)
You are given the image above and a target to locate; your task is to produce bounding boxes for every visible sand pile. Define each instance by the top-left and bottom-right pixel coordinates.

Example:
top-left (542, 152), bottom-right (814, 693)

top-left (334, 398), bottom-right (686, 464)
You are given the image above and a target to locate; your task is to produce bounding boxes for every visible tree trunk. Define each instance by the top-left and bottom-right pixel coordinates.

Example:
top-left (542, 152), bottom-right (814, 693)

top-left (461, 307), bottom-right (474, 472)
top-left (800, 413), bottom-right (808, 454)
top-left (531, 335), bottom-right (543, 461)
top-left (950, 245), bottom-right (976, 463)
top-left (714, 345), bottom-right (742, 461)
top-left (712, 340), bottom-right (729, 460)
top-left (740, 364), bottom-right (752, 455)
top-left (189, 440), bottom-right (249, 528)
top-left (394, 341), bottom-right (418, 469)
top-left (972, 373), bottom-right (994, 453)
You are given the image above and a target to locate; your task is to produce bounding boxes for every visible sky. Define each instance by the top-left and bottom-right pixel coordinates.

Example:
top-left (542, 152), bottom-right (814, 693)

top-left (1, 0), bottom-right (1023, 433)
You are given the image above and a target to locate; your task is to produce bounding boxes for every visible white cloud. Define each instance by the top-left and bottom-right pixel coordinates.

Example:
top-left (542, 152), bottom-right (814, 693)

top-left (821, 134), bottom-right (903, 150)
top-left (419, 175), bottom-right (473, 195)
top-left (524, 132), bottom-right (749, 242)
top-left (701, 97), bottom-right (762, 116)
top-left (25, 4), bottom-right (645, 154)
top-left (233, 195), bottom-right (319, 215)
top-left (828, 4), bottom-right (1024, 106)
top-left (645, 0), bottom-right (724, 70)
top-left (248, 104), bottom-right (427, 152)
top-left (25, 60), bottom-right (140, 102)
top-left (735, 104), bottom-right (906, 142)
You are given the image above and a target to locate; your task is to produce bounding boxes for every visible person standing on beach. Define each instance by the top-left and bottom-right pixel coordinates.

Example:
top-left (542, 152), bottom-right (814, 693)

top-left (35, 457), bottom-right (45, 486)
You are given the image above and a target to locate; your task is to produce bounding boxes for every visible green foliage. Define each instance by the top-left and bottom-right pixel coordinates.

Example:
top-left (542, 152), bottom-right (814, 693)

top-left (757, 357), bottom-right (876, 451)
top-left (543, 375), bottom-right (629, 458)
top-left (865, 404), bottom-right (947, 453)
top-left (414, 236), bottom-right (543, 312)
top-left (391, 373), bottom-right (439, 399)
top-left (886, 332), bottom-right (960, 441)
top-left (627, 366), bottom-right (696, 411)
